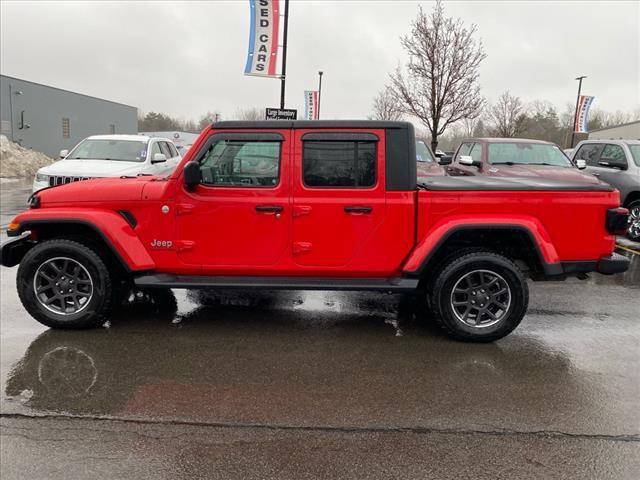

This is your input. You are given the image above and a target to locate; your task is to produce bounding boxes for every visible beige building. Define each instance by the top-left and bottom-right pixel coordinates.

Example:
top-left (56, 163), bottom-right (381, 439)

top-left (589, 120), bottom-right (640, 140)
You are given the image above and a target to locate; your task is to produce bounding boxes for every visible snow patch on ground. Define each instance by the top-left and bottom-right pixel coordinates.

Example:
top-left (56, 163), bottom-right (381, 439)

top-left (0, 135), bottom-right (54, 178)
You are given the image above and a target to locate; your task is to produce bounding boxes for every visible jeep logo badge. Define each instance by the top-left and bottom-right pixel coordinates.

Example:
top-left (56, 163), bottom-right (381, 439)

top-left (151, 239), bottom-right (173, 249)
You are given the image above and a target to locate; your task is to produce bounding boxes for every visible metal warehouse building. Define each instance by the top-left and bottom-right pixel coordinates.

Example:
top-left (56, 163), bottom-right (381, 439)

top-left (589, 120), bottom-right (640, 140)
top-left (0, 75), bottom-right (137, 158)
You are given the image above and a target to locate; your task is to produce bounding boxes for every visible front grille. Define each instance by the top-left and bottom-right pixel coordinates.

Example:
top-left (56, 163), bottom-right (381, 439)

top-left (48, 176), bottom-right (92, 187)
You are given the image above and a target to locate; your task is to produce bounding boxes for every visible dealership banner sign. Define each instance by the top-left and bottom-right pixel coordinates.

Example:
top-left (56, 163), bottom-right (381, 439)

top-left (244, 0), bottom-right (280, 77)
top-left (575, 95), bottom-right (595, 133)
top-left (303, 90), bottom-right (319, 120)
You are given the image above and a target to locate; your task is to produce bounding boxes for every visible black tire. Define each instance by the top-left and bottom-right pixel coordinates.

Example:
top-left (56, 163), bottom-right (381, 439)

top-left (627, 200), bottom-right (640, 242)
top-left (429, 251), bottom-right (528, 342)
top-left (17, 239), bottom-right (114, 329)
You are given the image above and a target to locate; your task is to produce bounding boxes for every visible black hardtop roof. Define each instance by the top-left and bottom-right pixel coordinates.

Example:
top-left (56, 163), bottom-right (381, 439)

top-left (211, 120), bottom-right (412, 130)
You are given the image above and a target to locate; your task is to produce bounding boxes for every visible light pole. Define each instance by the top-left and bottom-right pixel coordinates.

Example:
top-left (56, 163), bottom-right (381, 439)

top-left (317, 71), bottom-right (323, 119)
top-left (279, 0), bottom-right (290, 109)
top-left (570, 75), bottom-right (587, 148)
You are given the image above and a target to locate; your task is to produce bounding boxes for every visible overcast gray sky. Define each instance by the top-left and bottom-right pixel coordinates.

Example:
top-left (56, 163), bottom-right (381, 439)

top-left (1, 0), bottom-right (638, 123)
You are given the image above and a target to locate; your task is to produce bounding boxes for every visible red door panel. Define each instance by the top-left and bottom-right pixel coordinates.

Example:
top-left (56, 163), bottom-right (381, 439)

top-left (175, 130), bottom-right (291, 271)
top-left (291, 129), bottom-right (387, 269)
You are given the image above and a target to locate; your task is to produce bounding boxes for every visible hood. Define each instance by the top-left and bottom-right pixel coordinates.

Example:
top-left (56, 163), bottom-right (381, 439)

top-left (39, 159), bottom-right (147, 177)
top-left (35, 176), bottom-right (151, 205)
top-left (417, 161), bottom-right (446, 177)
top-left (485, 164), bottom-right (600, 185)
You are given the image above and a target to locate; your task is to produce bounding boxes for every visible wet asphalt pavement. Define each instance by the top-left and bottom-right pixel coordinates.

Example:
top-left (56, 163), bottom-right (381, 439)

top-left (1, 181), bottom-right (639, 479)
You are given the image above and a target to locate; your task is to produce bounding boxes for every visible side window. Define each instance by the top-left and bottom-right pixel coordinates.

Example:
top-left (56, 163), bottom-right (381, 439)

top-left (575, 144), bottom-right (604, 167)
top-left (169, 143), bottom-right (179, 157)
top-left (469, 143), bottom-right (482, 163)
top-left (159, 142), bottom-right (172, 158)
top-left (303, 141), bottom-right (377, 188)
top-left (198, 140), bottom-right (280, 187)
top-left (149, 141), bottom-right (162, 159)
top-left (454, 142), bottom-right (473, 162)
top-left (600, 144), bottom-right (627, 167)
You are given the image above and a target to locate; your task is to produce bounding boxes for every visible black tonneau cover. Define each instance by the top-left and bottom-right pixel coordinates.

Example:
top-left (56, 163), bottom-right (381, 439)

top-left (417, 176), bottom-right (615, 192)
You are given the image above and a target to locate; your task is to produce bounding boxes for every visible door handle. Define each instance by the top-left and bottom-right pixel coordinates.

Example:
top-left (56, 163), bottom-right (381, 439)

top-left (255, 205), bottom-right (283, 214)
top-left (344, 206), bottom-right (372, 214)
top-left (592, 172), bottom-right (600, 176)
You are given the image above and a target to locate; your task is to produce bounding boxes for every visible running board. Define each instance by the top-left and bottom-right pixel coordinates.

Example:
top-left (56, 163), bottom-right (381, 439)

top-left (134, 274), bottom-right (419, 292)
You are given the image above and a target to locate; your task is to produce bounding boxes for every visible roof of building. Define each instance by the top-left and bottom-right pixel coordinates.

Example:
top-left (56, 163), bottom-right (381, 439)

top-left (0, 74), bottom-right (137, 109)
top-left (588, 120), bottom-right (640, 133)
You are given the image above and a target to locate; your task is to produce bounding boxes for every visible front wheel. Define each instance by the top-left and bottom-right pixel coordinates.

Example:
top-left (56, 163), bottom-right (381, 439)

top-left (627, 200), bottom-right (640, 242)
top-left (429, 251), bottom-right (529, 342)
top-left (17, 239), bottom-right (114, 329)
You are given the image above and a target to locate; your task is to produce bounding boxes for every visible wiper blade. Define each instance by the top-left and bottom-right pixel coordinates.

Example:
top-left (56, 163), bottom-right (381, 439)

top-left (492, 161), bottom-right (516, 165)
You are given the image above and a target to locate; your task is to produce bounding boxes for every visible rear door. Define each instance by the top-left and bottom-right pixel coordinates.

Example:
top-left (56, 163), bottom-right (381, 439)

top-left (291, 130), bottom-right (386, 269)
top-left (590, 143), bottom-right (629, 188)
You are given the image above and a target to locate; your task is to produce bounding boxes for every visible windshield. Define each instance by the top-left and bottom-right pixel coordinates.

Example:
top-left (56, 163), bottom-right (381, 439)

top-left (67, 139), bottom-right (149, 162)
top-left (628, 145), bottom-right (640, 167)
top-left (416, 140), bottom-right (435, 163)
top-left (488, 143), bottom-right (571, 167)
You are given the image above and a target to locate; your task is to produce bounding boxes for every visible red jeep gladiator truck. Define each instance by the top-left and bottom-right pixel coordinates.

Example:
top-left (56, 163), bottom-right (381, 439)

top-left (1, 121), bottom-right (630, 342)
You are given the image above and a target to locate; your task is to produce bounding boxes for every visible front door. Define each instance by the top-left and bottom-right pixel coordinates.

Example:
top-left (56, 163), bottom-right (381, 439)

top-left (291, 130), bottom-right (386, 270)
top-left (175, 131), bottom-right (291, 271)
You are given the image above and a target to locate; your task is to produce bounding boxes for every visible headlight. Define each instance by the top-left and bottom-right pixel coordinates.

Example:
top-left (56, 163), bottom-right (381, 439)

top-left (35, 173), bottom-right (48, 183)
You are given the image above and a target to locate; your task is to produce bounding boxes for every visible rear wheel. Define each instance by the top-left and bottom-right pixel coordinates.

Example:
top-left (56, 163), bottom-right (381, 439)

top-left (627, 200), bottom-right (640, 242)
top-left (17, 239), bottom-right (114, 329)
top-left (429, 251), bottom-right (528, 342)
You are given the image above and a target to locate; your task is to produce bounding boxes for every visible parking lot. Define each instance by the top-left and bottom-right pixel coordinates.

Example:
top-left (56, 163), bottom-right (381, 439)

top-left (1, 180), bottom-right (639, 479)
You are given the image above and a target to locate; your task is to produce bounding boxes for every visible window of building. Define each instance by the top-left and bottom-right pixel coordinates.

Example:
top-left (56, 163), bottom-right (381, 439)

top-left (198, 140), bottom-right (280, 187)
top-left (62, 118), bottom-right (70, 138)
top-left (303, 141), bottom-right (376, 188)
top-left (109, 124), bottom-right (116, 134)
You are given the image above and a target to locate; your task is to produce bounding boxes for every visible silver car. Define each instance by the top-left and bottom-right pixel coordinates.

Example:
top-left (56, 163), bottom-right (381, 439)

top-left (572, 139), bottom-right (640, 241)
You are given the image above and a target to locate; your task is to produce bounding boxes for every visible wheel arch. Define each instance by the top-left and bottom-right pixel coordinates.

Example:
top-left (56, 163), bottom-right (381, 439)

top-left (622, 191), bottom-right (640, 208)
top-left (8, 217), bottom-right (154, 273)
top-left (403, 223), bottom-right (561, 280)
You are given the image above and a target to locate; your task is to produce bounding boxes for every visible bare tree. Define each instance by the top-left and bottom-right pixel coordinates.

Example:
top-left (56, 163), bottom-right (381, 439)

top-left (389, 1), bottom-right (486, 151)
top-left (197, 111), bottom-right (222, 131)
top-left (233, 107), bottom-right (264, 121)
top-left (488, 91), bottom-right (527, 137)
top-left (371, 87), bottom-right (404, 121)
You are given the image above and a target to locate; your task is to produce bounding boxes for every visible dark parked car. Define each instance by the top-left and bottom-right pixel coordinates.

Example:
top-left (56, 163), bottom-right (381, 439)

top-left (441, 138), bottom-right (600, 186)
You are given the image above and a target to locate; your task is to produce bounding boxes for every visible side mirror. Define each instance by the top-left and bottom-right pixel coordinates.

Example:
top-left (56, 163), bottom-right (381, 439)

top-left (459, 155), bottom-right (481, 167)
top-left (59, 149), bottom-right (69, 159)
top-left (183, 161), bottom-right (202, 191)
top-left (599, 157), bottom-right (627, 170)
top-left (438, 155), bottom-right (453, 165)
top-left (152, 153), bottom-right (167, 163)
top-left (575, 159), bottom-right (586, 169)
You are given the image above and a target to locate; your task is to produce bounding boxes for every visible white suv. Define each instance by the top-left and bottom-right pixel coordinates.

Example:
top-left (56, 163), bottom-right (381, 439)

top-left (33, 134), bottom-right (181, 192)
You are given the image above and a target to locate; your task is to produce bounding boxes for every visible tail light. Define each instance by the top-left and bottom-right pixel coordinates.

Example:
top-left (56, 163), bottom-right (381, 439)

top-left (605, 207), bottom-right (629, 235)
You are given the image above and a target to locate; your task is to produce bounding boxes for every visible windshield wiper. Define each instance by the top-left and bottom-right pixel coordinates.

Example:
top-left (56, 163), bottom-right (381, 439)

top-left (492, 161), bottom-right (516, 165)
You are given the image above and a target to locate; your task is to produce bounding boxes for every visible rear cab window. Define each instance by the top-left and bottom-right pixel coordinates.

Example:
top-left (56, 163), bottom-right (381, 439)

top-left (301, 133), bottom-right (378, 188)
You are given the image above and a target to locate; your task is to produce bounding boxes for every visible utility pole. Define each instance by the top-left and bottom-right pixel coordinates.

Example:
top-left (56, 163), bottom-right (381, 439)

top-left (279, 0), bottom-right (290, 109)
top-left (317, 71), bottom-right (323, 119)
top-left (571, 75), bottom-right (587, 148)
